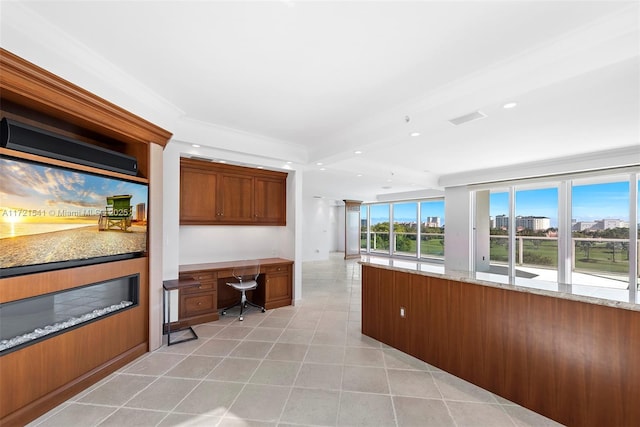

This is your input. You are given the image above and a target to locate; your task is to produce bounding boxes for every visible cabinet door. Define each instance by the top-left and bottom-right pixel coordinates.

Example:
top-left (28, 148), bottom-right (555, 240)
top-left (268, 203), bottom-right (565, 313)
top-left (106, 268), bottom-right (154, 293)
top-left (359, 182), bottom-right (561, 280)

top-left (264, 266), bottom-right (292, 309)
top-left (219, 172), bottom-right (254, 223)
top-left (255, 177), bottom-right (286, 225)
top-left (180, 290), bottom-right (217, 318)
top-left (180, 167), bottom-right (218, 223)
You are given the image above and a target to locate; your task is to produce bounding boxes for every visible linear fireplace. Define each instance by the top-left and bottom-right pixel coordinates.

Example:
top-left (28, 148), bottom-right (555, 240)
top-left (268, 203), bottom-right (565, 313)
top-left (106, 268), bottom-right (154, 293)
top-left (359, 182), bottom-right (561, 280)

top-left (0, 274), bottom-right (139, 354)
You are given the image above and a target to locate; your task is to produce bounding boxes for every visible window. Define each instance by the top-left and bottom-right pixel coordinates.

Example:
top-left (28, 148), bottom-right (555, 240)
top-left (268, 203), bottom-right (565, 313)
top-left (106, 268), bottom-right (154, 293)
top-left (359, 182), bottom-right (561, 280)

top-left (489, 190), bottom-right (510, 273)
top-left (515, 186), bottom-right (558, 281)
top-left (361, 198), bottom-right (445, 260)
top-left (393, 202), bottom-right (417, 257)
top-left (572, 176), bottom-right (630, 288)
top-left (420, 200), bottom-right (445, 260)
top-left (478, 169), bottom-right (639, 299)
top-left (369, 204), bottom-right (390, 254)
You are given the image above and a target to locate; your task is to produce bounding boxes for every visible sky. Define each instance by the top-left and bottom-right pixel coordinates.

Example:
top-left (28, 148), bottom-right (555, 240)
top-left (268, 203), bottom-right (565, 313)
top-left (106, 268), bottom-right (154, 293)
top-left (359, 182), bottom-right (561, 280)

top-left (0, 158), bottom-right (148, 224)
top-left (366, 200), bottom-right (445, 225)
top-left (365, 180), bottom-right (636, 227)
top-left (491, 181), bottom-right (633, 227)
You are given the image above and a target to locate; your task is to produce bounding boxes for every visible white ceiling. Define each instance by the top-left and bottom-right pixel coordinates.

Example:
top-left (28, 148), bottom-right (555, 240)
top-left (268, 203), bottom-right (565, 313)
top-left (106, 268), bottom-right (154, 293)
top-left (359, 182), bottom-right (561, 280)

top-left (2, 1), bottom-right (639, 202)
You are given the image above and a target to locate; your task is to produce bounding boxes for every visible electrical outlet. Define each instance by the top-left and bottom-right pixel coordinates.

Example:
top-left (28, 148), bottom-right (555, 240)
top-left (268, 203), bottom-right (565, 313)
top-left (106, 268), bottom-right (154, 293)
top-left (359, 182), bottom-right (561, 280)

top-left (400, 307), bottom-right (406, 318)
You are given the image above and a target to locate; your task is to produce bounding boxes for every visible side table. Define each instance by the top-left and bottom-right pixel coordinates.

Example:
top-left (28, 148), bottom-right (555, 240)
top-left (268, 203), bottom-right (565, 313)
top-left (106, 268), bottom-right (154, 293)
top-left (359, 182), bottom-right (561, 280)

top-left (163, 278), bottom-right (199, 346)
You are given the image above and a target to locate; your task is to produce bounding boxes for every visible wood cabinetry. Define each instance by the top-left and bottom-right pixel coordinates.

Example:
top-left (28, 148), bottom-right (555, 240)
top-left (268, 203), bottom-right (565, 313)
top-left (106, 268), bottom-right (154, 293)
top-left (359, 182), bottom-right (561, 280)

top-left (361, 264), bottom-right (640, 427)
top-left (180, 158), bottom-right (287, 225)
top-left (176, 271), bottom-right (219, 328)
top-left (262, 263), bottom-right (292, 309)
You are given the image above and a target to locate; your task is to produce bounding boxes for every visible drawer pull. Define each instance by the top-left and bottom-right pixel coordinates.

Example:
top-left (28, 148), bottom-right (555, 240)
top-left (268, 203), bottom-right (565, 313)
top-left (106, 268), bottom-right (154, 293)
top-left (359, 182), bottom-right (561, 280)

top-left (198, 285), bottom-right (202, 289)
top-left (197, 302), bottom-right (202, 306)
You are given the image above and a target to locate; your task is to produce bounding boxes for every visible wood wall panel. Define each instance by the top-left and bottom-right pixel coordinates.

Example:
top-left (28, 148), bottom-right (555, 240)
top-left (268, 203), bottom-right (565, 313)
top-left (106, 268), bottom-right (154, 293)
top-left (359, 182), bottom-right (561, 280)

top-left (392, 271), bottom-right (410, 354)
top-left (361, 264), bottom-right (378, 338)
top-left (407, 274), bottom-right (429, 360)
top-left (360, 264), bottom-right (640, 427)
top-left (377, 268), bottom-right (395, 348)
top-left (1, 258), bottom-right (148, 425)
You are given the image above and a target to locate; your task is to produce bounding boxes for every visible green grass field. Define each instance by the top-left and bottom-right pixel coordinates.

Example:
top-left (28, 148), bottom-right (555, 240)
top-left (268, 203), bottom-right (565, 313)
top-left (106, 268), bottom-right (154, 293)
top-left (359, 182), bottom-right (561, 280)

top-left (363, 233), bottom-right (632, 276)
top-left (490, 238), bottom-right (630, 274)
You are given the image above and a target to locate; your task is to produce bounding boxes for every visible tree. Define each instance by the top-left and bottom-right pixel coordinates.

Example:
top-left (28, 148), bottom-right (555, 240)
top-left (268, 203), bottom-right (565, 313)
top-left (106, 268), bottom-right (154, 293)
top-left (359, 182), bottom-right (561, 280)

top-left (606, 242), bottom-right (623, 263)
top-left (578, 241), bottom-right (594, 260)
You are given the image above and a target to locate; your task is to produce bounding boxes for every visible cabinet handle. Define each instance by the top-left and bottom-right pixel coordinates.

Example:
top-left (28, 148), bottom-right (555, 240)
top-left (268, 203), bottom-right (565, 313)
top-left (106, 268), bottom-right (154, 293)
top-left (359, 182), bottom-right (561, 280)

top-left (198, 285), bottom-right (202, 289)
top-left (197, 302), bottom-right (202, 306)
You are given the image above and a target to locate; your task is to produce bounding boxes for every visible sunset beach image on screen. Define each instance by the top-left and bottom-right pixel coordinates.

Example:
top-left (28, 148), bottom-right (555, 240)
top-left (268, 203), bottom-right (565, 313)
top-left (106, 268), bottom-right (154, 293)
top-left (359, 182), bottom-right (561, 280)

top-left (0, 156), bottom-right (148, 275)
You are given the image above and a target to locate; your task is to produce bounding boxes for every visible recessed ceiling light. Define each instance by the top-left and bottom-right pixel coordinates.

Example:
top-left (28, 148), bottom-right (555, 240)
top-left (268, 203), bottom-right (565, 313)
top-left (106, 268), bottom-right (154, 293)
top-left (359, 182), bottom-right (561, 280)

top-left (316, 162), bottom-right (323, 166)
top-left (191, 144), bottom-right (200, 148)
top-left (320, 167), bottom-right (326, 171)
top-left (356, 174), bottom-right (362, 177)
top-left (503, 102), bottom-right (518, 109)
top-left (286, 161), bottom-right (292, 164)
top-left (219, 160), bottom-right (227, 163)
top-left (410, 132), bottom-right (421, 137)
top-left (354, 150), bottom-right (363, 154)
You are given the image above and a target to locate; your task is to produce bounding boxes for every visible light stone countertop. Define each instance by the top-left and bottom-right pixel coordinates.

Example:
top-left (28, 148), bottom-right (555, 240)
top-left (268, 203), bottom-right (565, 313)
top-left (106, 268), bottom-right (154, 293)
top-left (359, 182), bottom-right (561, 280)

top-left (359, 256), bottom-right (640, 312)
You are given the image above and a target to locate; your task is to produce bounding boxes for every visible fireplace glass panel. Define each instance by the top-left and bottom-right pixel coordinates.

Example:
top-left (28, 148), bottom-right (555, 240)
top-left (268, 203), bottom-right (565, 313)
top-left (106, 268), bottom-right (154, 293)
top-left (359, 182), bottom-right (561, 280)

top-left (0, 274), bottom-right (138, 354)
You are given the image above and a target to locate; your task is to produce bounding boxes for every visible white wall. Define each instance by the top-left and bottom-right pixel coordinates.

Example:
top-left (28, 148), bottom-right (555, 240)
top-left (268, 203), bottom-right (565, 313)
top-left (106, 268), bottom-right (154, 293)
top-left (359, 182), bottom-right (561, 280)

top-left (148, 143), bottom-right (165, 350)
top-left (301, 196), bottom-right (341, 261)
top-left (443, 186), bottom-right (473, 272)
top-left (179, 226), bottom-right (287, 264)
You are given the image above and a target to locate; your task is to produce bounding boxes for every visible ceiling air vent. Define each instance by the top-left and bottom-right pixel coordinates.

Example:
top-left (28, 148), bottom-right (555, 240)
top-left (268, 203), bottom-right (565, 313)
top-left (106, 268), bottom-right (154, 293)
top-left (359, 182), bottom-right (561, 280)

top-left (190, 155), bottom-right (214, 162)
top-left (448, 111), bottom-right (487, 126)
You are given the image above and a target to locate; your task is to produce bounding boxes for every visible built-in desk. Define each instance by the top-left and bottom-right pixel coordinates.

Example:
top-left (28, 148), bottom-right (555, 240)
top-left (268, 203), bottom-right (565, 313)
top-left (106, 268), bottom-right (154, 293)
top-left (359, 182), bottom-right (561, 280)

top-left (176, 258), bottom-right (293, 329)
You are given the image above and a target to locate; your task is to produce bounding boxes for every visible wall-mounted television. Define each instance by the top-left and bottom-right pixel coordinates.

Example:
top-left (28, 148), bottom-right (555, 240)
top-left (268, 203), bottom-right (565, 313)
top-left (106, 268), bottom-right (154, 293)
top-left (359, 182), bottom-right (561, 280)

top-left (0, 155), bottom-right (148, 278)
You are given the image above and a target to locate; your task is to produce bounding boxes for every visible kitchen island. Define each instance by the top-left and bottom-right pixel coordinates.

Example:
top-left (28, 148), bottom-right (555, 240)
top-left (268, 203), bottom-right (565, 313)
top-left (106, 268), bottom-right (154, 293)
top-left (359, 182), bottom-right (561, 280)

top-left (360, 257), bottom-right (639, 427)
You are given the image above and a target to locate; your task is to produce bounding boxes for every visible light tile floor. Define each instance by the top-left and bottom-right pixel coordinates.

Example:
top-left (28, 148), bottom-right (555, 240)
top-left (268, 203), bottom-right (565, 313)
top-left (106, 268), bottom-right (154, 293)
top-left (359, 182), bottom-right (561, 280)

top-left (28, 255), bottom-right (563, 426)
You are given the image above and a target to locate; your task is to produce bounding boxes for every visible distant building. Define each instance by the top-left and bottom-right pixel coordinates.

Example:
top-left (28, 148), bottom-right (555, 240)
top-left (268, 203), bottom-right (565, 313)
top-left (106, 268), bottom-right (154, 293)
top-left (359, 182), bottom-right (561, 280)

top-left (495, 214), bottom-right (509, 229)
top-left (516, 216), bottom-right (550, 231)
top-left (136, 203), bottom-right (146, 221)
top-left (573, 221), bottom-right (597, 231)
top-left (423, 216), bottom-right (440, 228)
top-left (492, 215), bottom-right (550, 231)
top-left (573, 218), bottom-right (629, 231)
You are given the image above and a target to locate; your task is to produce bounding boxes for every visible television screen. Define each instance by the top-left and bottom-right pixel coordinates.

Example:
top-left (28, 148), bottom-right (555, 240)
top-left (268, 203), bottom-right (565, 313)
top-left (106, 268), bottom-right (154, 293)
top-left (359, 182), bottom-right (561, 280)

top-left (0, 155), bottom-right (148, 277)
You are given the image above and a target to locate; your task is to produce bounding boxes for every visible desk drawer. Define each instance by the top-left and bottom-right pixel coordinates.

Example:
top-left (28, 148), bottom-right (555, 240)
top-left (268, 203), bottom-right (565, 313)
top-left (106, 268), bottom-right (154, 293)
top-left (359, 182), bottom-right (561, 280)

top-left (179, 272), bottom-right (217, 293)
top-left (181, 291), bottom-right (217, 318)
top-left (263, 264), bottom-right (290, 274)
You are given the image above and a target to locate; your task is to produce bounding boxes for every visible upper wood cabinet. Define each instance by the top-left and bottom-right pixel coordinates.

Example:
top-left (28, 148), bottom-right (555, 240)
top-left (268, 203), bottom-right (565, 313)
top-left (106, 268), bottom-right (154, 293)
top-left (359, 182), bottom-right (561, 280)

top-left (180, 158), bottom-right (287, 225)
